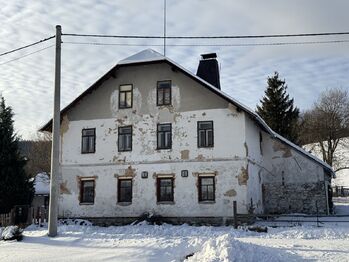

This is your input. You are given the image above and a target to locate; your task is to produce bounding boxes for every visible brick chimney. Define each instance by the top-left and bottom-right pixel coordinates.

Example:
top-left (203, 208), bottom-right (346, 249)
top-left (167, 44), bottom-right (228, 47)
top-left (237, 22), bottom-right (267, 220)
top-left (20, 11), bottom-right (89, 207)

top-left (196, 53), bottom-right (221, 89)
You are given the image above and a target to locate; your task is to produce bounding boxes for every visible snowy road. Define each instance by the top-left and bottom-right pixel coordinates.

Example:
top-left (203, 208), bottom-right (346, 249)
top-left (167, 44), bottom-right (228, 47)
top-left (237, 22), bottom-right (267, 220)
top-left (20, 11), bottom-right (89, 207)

top-left (1, 222), bottom-right (349, 262)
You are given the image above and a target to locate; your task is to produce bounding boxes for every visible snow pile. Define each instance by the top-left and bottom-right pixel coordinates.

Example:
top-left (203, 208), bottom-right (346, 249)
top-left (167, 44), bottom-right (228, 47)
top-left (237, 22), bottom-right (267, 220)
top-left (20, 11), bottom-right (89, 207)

top-left (188, 233), bottom-right (300, 262)
top-left (263, 226), bottom-right (349, 240)
top-left (33, 172), bottom-right (50, 195)
top-left (1, 226), bottom-right (23, 241)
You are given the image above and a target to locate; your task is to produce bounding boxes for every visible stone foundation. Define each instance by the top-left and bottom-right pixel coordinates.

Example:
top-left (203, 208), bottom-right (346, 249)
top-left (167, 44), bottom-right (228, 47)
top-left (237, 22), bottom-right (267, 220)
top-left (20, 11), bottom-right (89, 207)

top-left (262, 181), bottom-right (328, 214)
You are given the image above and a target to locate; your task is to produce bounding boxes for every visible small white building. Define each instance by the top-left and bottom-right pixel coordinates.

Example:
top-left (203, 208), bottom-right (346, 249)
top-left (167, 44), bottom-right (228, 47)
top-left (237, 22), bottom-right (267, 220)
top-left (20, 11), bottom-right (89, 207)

top-left (32, 172), bottom-right (50, 211)
top-left (41, 49), bottom-right (333, 225)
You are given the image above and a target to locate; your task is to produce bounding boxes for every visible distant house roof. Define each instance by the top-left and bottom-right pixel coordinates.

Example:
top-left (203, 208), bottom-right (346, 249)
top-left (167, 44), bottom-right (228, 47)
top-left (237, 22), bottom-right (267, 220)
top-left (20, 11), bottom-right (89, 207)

top-left (34, 172), bottom-right (50, 195)
top-left (39, 49), bottom-right (334, 176)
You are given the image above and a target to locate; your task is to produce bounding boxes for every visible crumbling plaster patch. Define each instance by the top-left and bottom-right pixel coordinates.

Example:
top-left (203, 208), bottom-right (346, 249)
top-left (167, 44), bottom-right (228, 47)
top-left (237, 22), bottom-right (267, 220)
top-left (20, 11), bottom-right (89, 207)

top-left (181, 150), bottom-right (190, 160)
top-left (224, 189), bottom-right (237, 197)
top-left (60, 181), bottom-right (71, 195)
top-left (272, 140), bottom-right (292, 158)
top-left (237, 165), bottom-right (249, 185)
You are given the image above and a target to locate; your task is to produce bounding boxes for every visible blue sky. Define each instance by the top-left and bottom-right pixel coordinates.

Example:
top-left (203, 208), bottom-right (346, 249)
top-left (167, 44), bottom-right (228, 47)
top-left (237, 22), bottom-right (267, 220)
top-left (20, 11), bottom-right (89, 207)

top-left (0, 0), bottom-right (349, 139)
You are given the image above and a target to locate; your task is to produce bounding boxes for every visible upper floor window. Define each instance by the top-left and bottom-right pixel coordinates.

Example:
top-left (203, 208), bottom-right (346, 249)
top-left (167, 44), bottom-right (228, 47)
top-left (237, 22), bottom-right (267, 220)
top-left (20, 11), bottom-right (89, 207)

top-left (197, 121), bottom-right (214, 148)
top-left (80, 179), bottom-right (95, 204)
top-left (81, 128), bottom-right (95, 153)
top-left (157, 177), bottom-right (174, 202)
top-left (118, 178), bottom-right (132, 203)
top-left (118, 126), bottom-right (132, 152)
top-left (198, 176), bottom-right (215, 202)
top-left (119, 84), bottom-right (133, 109)
top-left (157, 123), bottom-right (172, 149)
top-left (157, 80), bottom-right (171, 106)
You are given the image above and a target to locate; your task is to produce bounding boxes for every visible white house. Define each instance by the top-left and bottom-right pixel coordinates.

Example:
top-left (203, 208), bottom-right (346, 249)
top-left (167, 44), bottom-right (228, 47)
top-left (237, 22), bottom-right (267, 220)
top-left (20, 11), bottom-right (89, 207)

top-left (41, 49), bottom-right (334, 225)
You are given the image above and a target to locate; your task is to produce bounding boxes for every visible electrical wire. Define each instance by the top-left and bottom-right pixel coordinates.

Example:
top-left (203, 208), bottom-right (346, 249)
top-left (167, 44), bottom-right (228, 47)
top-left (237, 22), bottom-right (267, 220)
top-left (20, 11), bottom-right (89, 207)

top-left (0, 45), bottom-right (54, 66)
top-left (62, 31), bottom-right (349, 39)
top-left (0, 36), bottom-right (55, 57)
top-left (63, 39), bottom-right (349, 47)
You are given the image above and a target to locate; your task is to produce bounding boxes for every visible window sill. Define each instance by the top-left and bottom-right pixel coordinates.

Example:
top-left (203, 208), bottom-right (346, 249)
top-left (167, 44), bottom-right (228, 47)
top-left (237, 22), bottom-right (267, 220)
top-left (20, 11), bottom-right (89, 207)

top-left (81, 152), bottom-right (96, 154)
top-left (157, 201), bottom-right (175, 205)
top-left (198, 201), bottom-right (215, 204)
top-left (79, 202), bottom-right (94, 205)
top-left (117, 202), bottom-right (132, 206)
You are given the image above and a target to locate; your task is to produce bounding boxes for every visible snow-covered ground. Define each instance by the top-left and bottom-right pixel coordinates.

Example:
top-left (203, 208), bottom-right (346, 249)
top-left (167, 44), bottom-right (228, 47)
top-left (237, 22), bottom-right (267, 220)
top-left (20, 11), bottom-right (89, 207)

top-left (1, 200), bottom-right (349, 262)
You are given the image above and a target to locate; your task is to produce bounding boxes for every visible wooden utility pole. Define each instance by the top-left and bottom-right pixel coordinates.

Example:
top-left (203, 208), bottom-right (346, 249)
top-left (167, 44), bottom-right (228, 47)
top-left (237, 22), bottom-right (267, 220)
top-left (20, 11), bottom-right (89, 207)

top-left (48, 25), bottom-right (61, 237)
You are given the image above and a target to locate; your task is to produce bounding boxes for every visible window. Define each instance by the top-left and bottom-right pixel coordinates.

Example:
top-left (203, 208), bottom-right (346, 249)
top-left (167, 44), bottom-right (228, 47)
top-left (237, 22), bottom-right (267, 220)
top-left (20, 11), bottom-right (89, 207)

top-left (157, 177), bottom-right (174, 202)
top-left (118, 179), bottom-right (132, 203)
top-left (80, 179), bottom-right (95, 204)
top-left (157, 81), bottom-right (171, 106)
top-left (81, 128), bottom-right (96, 153)
top-left (157, 123), bottom-right (172, 149)
top-left (197, 121), bottom-right (214, 148)
top-left (119, 84), bottom-right (133, 109)
top-left (118, 126), bottom-right (132, 152)
top-left (198, 176), bottom-right (215, 201)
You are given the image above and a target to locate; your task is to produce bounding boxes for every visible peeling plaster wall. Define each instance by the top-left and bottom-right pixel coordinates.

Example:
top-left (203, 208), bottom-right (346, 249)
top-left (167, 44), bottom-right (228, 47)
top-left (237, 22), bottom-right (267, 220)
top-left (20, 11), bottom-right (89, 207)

top-left (244, 117), bottom-right (264, 213)
top-left (245, 117), bottom-right (265, 213)
top-left (59, 62), bottom-right (250, 219)
top-left (260, 133), bottom-right (328, 214)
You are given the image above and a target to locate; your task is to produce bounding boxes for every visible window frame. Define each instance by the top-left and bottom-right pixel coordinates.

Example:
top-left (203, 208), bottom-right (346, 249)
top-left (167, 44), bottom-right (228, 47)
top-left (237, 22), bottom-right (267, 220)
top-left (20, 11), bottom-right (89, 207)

top-left (157, 123), bottom-right (172, 150)
top-left (157, 177), bottom-right (174, 203)
top-left (118, 84), bottom-right (133, 109)
top-left (156, 80), bottom-right (172, 106)
top-left (198, 176), bottom-right (215, 202)
top-left (118, 125), bottom-right (133, 152)
top-left (117, 178), bottom-right (133, 203)
top-left (81, 128), bottom-right (96, 154)
top-left (197, 121), bottom-right (214, 148)
top-left (80, 179), bottom-right (95, 205)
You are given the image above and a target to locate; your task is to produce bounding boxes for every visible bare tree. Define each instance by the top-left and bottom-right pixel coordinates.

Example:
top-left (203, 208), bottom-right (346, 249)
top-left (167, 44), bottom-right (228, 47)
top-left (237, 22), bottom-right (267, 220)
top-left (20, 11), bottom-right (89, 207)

top-left (301, 88), bottom-right (349, 172)
top-left (20, 132), bottom-right (52, 178)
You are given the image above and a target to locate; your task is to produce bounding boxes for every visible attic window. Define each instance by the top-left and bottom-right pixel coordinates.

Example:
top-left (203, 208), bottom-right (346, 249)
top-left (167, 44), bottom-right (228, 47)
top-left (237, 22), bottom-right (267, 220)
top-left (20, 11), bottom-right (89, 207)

top-left (157, 80), bottom-right (171, 106)
top-left (119, 84), bottom-right (133, 109)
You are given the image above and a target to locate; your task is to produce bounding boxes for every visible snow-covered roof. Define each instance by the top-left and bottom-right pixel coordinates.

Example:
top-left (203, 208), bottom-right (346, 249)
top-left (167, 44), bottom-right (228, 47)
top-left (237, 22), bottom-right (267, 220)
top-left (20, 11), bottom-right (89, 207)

top-left (34, 172), bottom-right (50, 195)
top-left (118, 49), bottom-right (166, 65)
top-left (39, 48), bottom-right (334, 175)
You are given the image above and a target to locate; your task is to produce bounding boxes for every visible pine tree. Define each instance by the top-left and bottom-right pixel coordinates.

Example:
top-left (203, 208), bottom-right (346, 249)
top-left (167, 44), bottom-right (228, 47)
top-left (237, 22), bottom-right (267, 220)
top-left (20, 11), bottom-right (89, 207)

top-left (0, 97), bottom-right (34, 213)
top-left (256, 72), bottom-right (300, 144)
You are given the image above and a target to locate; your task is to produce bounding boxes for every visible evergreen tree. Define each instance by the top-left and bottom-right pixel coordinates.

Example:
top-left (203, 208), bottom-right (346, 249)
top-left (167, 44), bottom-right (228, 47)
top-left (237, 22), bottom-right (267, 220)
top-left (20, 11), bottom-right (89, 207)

top-left (256, 72), bottom-right (300, 144)
top-left (0, 97), bottom-right (34, 213)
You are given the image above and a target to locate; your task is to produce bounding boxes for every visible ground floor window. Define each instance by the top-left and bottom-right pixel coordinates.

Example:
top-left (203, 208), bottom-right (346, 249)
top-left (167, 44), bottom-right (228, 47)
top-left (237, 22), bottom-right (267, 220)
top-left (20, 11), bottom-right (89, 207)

top-left (157, 177), bottom-right (174, 202)
top-left (198, 176), bottom-right (215, 201)
top-left (118, 179), bottom-right (132, 203)
top-left (80, 179), bottom-right (95, 204)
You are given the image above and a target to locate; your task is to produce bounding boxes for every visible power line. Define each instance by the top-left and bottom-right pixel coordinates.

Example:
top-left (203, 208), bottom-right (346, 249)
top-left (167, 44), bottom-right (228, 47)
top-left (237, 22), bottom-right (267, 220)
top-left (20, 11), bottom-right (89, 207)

top-left (63, 39), bottom-right (349, 47)
top-left (0, 35), bottom-right (55, 57)
top-left (62, 31), bottom-right (349, 39)
top-left (0, 45), bottom-right (54, 66)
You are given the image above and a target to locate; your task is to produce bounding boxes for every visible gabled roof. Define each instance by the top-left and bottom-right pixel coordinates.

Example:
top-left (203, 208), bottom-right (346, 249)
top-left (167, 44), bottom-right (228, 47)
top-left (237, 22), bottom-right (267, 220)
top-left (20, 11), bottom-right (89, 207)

top-left (39, 49), bottom-right (334, 175)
